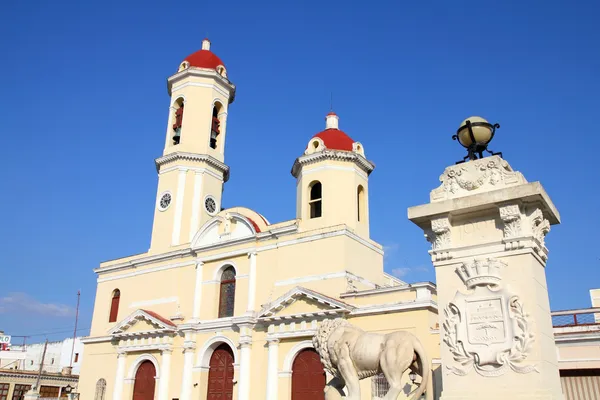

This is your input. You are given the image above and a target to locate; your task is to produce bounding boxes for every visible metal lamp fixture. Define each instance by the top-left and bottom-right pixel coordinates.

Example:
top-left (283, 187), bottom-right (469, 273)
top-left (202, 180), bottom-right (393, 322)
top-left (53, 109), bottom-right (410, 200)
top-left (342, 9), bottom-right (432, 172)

top-left (63, 385), bottom-right (73, 394)
top-left (452, 116), bottom-right (502, 163)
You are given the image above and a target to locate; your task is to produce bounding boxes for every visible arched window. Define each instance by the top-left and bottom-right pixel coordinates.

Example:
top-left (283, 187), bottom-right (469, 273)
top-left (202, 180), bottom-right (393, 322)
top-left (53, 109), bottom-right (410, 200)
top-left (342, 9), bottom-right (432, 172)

top-left (309, 182), bottom-right (322, 219)
top-left (109, 289), bottom-right (120, 323)
top-left (210, 104), bottom-right (222, 150)
top-left (357, 185), bottom-right (365, 222)
top-left (94, 378), bottom-right (107, 400)
top-left (218, 267), bottom-right (236, 318)
top-left (172, 98), bottom-right (184, 145)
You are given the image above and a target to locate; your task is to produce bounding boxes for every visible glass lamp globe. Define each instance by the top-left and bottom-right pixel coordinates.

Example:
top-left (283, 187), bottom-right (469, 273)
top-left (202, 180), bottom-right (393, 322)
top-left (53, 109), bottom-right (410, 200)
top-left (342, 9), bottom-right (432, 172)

top-left (456, 116), bottom-right (493, 148)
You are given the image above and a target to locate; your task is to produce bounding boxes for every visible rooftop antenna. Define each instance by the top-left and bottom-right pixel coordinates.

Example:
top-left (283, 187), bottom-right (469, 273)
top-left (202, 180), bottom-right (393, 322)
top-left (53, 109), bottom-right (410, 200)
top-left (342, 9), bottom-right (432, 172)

top-left (69, 290), bottom-right (80, 369)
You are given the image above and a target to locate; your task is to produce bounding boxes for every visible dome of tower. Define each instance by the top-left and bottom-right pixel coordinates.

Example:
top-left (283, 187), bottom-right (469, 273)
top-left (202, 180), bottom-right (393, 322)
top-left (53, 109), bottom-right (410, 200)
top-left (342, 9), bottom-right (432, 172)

top-left (310, 112), bottom-right (355, 151)
top-left (181, 38), bottom-right (226, 71)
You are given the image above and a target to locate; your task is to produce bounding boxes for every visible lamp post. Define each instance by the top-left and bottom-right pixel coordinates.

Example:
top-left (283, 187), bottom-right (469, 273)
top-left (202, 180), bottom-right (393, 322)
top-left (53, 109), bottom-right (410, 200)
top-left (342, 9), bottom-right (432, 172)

top-left (452, 116), bottom-right (501, 163)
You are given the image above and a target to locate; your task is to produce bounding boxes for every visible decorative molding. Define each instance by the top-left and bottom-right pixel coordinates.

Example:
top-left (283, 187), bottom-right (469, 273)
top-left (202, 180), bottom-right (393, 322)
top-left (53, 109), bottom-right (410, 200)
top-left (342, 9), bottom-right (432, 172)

top-left (349, 299), bottom-right (437, 316)
top-left (108, 309), bottom-right (176, 336)
top-left (258, 286), bottom-right (354, 320)
top-left (155, 152), bottom-right (230, 182)
top-left (97, 260), bottom-right (195, 282)
top-left (499, 204), bottom-right (522, 238)
top-left (530, 208), bottom-right (550, 260)
top-left (340, 282), bottom-right (435, 298)
top-left (431, 156), bottom-right (527, 202)
top-left (443, 258), bottom-right (537, 377)
top-left (80, 335), bottom-right (113, 344)
top-left (96, 248), bottom-right (193, 274)
top-left (425, 216), bottom-right (452, 261)
top-left (291, 150), bottom-right (375, 178)
top-left (274, 271), bottom-right (376, 288)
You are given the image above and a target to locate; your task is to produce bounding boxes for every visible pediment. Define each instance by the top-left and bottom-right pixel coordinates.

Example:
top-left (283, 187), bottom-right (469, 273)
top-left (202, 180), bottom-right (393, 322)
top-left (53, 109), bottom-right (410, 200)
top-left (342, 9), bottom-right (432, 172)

top-left (108, 309), bottom-right (177, 336)
top-left (259, 287), bottom-right (353, 321)
top-left (191, 212), bottom-right (257, 249)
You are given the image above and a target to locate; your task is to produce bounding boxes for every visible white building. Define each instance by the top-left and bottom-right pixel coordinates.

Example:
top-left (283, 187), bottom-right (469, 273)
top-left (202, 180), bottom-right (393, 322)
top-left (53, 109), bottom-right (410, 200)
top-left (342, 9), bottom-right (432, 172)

top-left (0, 337), bottom-right (84, 375)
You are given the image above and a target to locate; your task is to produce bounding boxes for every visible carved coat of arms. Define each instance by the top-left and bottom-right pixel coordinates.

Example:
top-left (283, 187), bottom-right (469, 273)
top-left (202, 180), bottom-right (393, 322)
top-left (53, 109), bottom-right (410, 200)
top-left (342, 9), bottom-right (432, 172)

top-left (443, 258), bottom-right (537, 376)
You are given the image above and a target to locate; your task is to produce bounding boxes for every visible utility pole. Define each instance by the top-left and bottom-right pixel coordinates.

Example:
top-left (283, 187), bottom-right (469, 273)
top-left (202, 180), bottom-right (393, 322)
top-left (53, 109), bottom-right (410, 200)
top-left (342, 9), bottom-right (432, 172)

top-left (69, 291), bottom-right (80, 369)
top-left (34, 339), bottom-right (48, 391)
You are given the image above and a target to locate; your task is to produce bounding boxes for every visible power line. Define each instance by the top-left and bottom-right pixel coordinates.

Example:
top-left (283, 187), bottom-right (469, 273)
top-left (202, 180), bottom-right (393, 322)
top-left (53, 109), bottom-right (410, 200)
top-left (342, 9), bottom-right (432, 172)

top-left (12, 327), bottom-right (90, 338)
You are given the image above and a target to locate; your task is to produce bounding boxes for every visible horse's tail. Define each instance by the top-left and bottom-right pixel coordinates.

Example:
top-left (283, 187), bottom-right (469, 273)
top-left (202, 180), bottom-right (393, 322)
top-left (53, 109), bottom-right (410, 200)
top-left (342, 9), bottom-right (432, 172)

top-left (410, 335), bottom-right (433, 400)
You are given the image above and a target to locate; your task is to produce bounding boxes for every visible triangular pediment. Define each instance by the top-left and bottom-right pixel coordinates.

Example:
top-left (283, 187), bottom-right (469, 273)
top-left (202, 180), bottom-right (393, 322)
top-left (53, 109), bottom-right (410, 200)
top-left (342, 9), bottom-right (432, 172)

top-left (258, 287), bottom-right (353, 321)
top-left (108, 309), bottom-right (177, 336)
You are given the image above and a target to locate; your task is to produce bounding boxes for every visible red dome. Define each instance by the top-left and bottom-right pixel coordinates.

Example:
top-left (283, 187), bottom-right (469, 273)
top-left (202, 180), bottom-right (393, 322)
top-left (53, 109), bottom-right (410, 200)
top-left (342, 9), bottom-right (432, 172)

top-left (313, 129), bottom-right (355, 151)
top-left (183, 40), bottom-right (225, 70)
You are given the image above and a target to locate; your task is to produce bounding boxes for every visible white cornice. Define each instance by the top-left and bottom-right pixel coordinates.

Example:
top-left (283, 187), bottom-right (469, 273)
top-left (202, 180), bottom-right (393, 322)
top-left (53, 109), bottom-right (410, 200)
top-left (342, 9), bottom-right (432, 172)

top-left (350, 299), bottom-right (438, 316)
top-left (155, 152), bottom-right (230, 182)
top-left (97, 248), bottom-right (192, 274)
top-left (291, 150), bottom-right (375, 178)
top-left (80, 335), bottom-right (113, 344)
top-left (340, 282), bottom-right (437, 298)
top-left (167, 68), bottom-right (236, 102)
top-left (96, 227), bottom-right (381, 279)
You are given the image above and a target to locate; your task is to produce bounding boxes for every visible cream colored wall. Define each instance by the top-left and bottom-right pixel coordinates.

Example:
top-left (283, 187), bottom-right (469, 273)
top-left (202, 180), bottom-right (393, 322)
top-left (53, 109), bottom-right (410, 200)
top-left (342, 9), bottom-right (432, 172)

top-left (297, 160), bottom-right (370, 237)
top-left (0, 371), bottom-right (77, 400)
top-left (90, 259), bottom-right (195, 336)
top-left (78, 341), bottom-right (114, 399)
top-left (556, 342), bottom-right (600, 369)
top-left (591, 288), bottom-right (600, 307)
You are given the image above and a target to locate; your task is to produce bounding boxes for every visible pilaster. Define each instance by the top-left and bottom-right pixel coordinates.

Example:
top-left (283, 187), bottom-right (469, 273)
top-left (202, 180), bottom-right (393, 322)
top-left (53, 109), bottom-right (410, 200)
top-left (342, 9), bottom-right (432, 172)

top-left (266, 338), bottom-right (280, 400)
top-left (192, 261), bottom-right (204, 320)
top-left (112, 351), bottom-right (126, 400)
top-left (237, 325), bottom-right (253, 400)
top-left (158, 348), bottom-right (172, 400)
top-left (180, 338), bottom-right (196, 400)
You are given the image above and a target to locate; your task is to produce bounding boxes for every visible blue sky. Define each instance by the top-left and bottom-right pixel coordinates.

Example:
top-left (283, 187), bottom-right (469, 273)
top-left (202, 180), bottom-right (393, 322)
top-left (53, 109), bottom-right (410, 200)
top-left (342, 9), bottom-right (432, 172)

top-left (1, 0), bottom-right (598, 342)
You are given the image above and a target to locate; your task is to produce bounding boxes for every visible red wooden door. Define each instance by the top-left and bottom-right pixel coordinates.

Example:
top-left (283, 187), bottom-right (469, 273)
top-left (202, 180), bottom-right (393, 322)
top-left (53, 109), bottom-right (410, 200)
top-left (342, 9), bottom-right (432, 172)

top-left (292, 349), bottom-right (326, 400)
top-left (133, 361), bottom-right (156, 400)
top-left (207, 344), bottom-right (234, 400)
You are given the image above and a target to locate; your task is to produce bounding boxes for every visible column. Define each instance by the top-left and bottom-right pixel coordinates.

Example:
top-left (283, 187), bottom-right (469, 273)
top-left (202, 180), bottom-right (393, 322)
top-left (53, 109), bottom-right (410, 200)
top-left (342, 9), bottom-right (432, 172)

top-left (158, 349), bottom-right (172, 400)
top-left (112, 351), bottom-right (126, 400)
top-left (265, 338), bottom-right (279, 400)
top-left (246, 252), bottom-right (257, 314)
top-left (408, 155), bottom-right (563, 400)
top-left (180, 341), bottom-right (196, 400)
top-left (237, 336), bottom-right (252, 400)
top-left (171, 168), bottom-right (187, 245)
top-left (192, 261), bottom-right (204, 320)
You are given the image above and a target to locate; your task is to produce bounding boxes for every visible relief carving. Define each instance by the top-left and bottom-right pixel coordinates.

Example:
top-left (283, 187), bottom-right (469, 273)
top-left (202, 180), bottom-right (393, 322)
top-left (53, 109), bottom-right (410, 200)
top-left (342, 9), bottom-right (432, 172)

top-left (425, 217), bottom-right (451, 250)
top-left (530, 208), bottom-right (550, 253)
top-left (443, 258), bottom-right (537, 377)
top-left (499, 204), bottom-right (522, 239)
top-left (431, 156), bottom-right (527, 202)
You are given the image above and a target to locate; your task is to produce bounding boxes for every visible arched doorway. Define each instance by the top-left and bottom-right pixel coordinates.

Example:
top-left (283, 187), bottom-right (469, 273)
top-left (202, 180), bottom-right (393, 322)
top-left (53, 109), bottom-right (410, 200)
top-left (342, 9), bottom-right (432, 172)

top-left (132, 361), bottom-right (156, 400)
top-left (292, 348), bottom-right (325, 400)
top-left (207, 343), bottom-right (234, 400)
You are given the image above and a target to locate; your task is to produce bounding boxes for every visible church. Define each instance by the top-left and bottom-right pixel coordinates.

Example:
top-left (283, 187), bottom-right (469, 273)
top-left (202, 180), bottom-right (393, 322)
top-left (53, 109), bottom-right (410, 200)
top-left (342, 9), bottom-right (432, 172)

top-left (78, 38), bottom-right (442, 400)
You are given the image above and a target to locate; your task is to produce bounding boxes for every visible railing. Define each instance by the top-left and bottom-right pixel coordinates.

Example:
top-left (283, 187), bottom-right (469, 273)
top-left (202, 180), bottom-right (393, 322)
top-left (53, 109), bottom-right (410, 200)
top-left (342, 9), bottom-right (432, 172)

top-left (551, 308), bottom-right (600, 327)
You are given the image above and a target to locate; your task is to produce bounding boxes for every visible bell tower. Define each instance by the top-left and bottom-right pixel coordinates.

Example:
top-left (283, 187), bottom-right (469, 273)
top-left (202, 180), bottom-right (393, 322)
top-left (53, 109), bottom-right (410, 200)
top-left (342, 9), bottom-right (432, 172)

top-left (150, 39), bottom-right (235, 252)
top-left (291, 112), bottom-right (375, 238)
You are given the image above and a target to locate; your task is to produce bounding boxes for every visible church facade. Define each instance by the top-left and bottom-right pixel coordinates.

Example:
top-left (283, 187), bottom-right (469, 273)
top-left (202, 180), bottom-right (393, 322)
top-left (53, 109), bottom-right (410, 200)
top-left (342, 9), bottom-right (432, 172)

top-left (78, 39), bottom-right (441, 400)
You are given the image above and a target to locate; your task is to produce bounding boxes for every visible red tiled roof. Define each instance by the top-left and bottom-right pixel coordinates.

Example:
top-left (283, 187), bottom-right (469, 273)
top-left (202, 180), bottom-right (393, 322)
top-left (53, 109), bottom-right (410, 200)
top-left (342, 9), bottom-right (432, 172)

top-left (142, 309), bottom-right (176, 327)
top-left (313, 129), bottom-right (355, 151)
top-left (184, 49), bottom-right (225, 70)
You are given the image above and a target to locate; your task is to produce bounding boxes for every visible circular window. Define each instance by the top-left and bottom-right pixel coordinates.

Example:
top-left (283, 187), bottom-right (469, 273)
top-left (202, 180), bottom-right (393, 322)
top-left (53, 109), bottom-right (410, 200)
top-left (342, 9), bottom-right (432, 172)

top-left (204, 195), bottom-right (218, 215)
top-left (158, 192), bottom-right (172, 211)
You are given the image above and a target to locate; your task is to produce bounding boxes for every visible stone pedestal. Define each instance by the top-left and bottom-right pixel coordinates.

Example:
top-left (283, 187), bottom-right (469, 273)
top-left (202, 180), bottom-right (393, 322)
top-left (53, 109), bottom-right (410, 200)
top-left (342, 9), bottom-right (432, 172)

top-left (408, 156), bottom-right (564, 400)
top-left (23, 389), bottom-right (40, 400)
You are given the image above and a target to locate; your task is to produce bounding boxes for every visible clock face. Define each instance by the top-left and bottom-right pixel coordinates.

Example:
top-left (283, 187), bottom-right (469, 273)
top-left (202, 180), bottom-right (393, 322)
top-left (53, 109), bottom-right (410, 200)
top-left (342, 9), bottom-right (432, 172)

top-left (158, 192), bottom-right (172, 211)
top-left (205, 196), bottom-right (217, 215)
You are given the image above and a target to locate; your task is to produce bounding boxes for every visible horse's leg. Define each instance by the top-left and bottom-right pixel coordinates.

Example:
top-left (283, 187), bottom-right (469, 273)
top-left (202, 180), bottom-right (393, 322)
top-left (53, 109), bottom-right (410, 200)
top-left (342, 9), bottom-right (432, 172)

top-left (336, 343), bottom-right (360, 400)
top-left (381, 341), bottom-right (413, 400)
